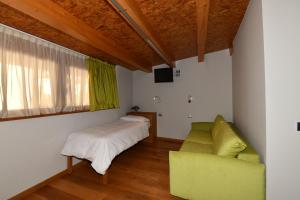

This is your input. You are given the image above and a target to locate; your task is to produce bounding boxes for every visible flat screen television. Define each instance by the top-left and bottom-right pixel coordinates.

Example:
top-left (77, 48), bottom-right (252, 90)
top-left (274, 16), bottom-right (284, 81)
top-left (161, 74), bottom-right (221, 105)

top-left (154, 68), bottom-right (173, 83)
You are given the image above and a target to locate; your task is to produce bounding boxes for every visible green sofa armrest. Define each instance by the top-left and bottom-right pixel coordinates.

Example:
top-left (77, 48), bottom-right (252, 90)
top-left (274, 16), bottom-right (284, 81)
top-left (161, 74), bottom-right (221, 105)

top-left (191, 122), bottom-right (214, 132)
top-left (169, 151), bottom-right (265, 200)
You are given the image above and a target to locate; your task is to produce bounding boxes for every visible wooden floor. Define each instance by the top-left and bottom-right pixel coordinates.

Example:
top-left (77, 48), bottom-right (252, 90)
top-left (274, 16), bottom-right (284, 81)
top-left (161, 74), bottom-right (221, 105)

top-left (23, 140), bottom-right (183, 200)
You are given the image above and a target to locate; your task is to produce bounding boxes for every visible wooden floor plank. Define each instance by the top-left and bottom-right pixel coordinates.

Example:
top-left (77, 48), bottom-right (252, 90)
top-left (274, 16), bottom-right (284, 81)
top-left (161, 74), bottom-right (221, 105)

top-left (23, 140), bottom-right (182, 200)
top-left (35, 186), bottom-right (82, 200)
top-left (49, 179), bottom-right (106, 200)
top-left (23, 193), bottom-right (47, 200)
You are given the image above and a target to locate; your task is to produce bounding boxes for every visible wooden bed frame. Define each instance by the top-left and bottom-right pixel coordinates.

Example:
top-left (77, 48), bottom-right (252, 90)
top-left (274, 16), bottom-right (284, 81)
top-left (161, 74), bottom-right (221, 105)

top-left (67, 156), bottom-right (109, 184)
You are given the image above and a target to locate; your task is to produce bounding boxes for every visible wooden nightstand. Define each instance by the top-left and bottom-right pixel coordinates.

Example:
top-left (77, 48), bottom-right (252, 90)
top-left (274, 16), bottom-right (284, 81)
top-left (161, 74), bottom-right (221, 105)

top-left (127, 112), bottom-right (157, 143)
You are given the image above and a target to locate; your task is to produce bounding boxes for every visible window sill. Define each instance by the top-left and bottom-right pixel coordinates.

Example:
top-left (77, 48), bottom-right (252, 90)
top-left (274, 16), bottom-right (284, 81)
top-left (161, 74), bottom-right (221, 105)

top-left (0, 109), bottom-right (90, 122)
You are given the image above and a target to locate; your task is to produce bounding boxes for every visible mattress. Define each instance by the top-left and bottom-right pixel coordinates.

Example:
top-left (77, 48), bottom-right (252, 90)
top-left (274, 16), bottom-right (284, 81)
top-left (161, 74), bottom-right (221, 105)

top-left (61, 119), bottom-right (149, 174)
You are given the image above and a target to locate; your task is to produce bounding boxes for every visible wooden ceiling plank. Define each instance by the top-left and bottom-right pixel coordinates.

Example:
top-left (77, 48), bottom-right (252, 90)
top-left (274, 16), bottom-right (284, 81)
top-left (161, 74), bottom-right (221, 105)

top-left (196, 0), bottom-right (210, 62)
top-left (106, 0), bottom-right (175, 68)
top-left (0, 0), bottom-right (151, 72)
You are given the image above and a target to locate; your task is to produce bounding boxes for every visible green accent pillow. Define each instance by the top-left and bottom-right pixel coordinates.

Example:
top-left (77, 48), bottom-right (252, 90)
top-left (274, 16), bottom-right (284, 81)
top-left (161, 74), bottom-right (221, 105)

top-left (213, 122), bottom-right (247, 157)
top-left (211, 114), bottom-right (225, 140)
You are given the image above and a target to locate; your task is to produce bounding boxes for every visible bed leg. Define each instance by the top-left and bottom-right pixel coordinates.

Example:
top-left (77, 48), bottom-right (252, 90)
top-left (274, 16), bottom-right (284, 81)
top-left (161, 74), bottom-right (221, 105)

top-left (103, 170), bottom-right (108, 184)
top-left (67, 156), bottom-right (73, 174)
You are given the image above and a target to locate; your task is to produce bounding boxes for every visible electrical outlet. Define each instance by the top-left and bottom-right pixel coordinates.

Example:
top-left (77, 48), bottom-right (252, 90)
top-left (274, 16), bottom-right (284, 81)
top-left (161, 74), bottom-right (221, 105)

top-left (297, 122), bottom-right (300, 131)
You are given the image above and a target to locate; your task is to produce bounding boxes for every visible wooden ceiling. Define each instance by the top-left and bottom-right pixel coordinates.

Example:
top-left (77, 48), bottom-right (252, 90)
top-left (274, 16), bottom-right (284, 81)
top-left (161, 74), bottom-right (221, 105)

top-left (0, 0), bottom-right (249, 72)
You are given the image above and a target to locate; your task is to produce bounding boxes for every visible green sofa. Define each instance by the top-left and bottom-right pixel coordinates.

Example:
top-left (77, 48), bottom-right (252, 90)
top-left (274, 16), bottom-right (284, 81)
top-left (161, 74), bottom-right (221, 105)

top-left (169, 120), bottom-right (265, 200)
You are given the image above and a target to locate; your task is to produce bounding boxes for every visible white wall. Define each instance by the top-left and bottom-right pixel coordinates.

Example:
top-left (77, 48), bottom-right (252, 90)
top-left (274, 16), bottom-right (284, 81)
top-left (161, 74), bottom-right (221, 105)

top-left (232, 0), bottom-right (266, 162)
top-left (0, 66), bottom-right (133, 199)
top-left (262, 1), bottom-right (300, 199)
top-left (232, 0), bottom-right (300, 199)
top-left (133, 50), bottom-right (233, 139)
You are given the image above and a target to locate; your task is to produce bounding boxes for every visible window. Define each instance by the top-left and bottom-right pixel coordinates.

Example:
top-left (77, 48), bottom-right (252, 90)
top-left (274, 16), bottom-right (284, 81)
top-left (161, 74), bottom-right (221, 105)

top-left (0, 25), bottom-right (89, 119)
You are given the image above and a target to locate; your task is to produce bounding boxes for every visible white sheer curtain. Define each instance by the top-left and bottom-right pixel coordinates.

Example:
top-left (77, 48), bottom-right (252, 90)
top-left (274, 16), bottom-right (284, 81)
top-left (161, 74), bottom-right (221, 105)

top-left (0, 25), bottom-right (89, 118)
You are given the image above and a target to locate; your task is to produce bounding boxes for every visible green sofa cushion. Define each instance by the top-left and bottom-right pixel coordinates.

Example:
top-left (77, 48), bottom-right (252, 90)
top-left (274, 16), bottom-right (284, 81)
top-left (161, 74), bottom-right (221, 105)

top-left (191, 122), bottom-right (214, 132)
top-left (211, 115), bottom-right (225, 140)
top-left (238, 144), bottom-right (261, 163)
top-left (213, 122), bottom-right (247, 157)
top-left (169, 151), bottom-right (265, 200)
top-left (230, 125), bottom-right (261, 163)
top-left (180, 141), bottom-right (213, 154)
top-left (185, 130), bottom-right (213, 144)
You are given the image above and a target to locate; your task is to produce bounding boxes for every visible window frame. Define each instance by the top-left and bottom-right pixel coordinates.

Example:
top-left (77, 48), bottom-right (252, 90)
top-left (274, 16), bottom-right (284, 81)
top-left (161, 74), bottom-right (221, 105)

top-left (0, 108), bottom-right (90, 122)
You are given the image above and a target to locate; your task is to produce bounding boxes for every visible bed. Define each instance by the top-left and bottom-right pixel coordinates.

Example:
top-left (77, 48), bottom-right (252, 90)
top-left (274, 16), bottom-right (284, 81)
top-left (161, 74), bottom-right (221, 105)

top-left (61, 115), bottom-right (150, 183)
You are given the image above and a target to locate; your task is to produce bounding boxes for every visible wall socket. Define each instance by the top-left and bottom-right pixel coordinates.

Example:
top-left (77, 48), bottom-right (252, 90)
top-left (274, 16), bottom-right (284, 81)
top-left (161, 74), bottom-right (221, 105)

top-left (297, 122), bottom-right (300, 131)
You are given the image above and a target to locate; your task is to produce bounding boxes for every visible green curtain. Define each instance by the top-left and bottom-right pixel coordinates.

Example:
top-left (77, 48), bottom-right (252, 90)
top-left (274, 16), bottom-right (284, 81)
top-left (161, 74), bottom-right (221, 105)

top-left (86, 58), bottom-right (120, 111)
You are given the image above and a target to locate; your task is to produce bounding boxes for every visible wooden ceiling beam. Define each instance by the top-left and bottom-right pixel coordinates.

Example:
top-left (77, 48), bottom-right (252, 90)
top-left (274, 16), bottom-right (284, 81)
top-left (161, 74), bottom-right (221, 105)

top-left (196, 0), bottom-right (210, 62)
top-left (0, 0), bottom-right (152, 72)
top-left (106, 0), bottom-right (175, 68)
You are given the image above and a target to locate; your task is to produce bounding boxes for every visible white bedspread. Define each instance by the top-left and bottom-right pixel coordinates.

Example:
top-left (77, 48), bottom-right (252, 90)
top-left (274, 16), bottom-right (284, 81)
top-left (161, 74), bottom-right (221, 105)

top-left (61, 120), bottom-right (149, 174)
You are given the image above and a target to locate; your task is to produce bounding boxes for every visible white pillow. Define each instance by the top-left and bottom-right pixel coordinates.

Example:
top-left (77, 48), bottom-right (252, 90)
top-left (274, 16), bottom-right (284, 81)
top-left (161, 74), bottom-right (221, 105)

top-left (120, 115), bottom-right (150, 122)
